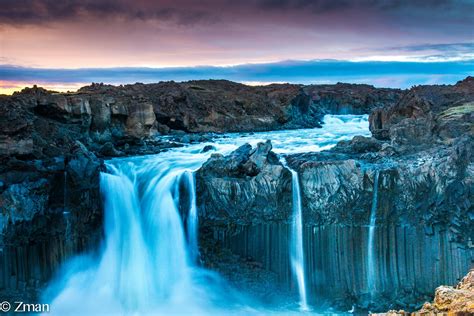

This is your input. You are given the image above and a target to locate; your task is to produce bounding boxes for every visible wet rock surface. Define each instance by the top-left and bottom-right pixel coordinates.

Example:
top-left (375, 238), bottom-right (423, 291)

top-left (0, 141), bottom-right (103, 301)
top-left (196, 140), bottom-right (292, 224)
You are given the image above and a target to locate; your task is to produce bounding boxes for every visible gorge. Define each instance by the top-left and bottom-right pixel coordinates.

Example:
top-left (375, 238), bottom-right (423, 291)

top-left (1, 78), bottom-right (473, 314)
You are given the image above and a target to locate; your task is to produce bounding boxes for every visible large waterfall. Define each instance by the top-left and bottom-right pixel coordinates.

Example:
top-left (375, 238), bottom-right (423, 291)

top-left (43, 115), bottom-right (370, 314)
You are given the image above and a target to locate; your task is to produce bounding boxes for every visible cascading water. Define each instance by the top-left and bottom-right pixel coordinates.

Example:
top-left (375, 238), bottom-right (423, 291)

top-left (285, 163), bottom-right (309, 311)
top-left (44, 114), bottom-right (370, 314)
top-left (182, 171), bottom-right (200, 263)
top-left (367, 170), bottom-right (379, 295)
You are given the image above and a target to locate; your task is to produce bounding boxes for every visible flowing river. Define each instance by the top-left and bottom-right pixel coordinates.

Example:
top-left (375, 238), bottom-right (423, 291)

top-left (44, 115), bottom-right (370, 315)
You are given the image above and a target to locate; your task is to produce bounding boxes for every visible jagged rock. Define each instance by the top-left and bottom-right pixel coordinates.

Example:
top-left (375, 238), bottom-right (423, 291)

top-left (0, 141), bottom-right (103, 301)
top-left (298, 159), bottom-right (366, 224)
top-left (389, 116), bottom-right (434, 146)
top-left (385, 270), bottom-right (474, 315)
top-left (434, 102), bottom-right (474, 141)
top-left (125, 101), bottom-right (156, 138)
top-left (291, 83), bottom-right (402, 128)
top-left (369, 77), bottom-right (474, 143)
top-left (196, 140), bottom-right (292, 223)
top-left (157, 122), bottom-right (171, 134)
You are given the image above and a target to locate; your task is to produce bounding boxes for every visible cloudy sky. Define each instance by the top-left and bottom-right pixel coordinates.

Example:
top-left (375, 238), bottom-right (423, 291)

top-left (1, 0), bottom-right (473, 93)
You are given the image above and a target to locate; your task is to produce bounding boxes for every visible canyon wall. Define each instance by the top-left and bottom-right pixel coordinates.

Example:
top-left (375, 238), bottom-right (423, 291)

top-left (196, 77), bottom-right (474, 311)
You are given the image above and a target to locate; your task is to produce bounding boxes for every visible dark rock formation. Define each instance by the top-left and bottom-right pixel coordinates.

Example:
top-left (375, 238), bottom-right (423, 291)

top-left (290, 83), bottom-right (402, 128)
top-left (369, 76), bottom-right (474, 144)
top-left (279, 134), bottom-right (473, 311)
top-left (196, 140), bottom-right (292, 224)
top-left (0, 141), bottom-right (103, 301)
top-left (196, 78), bottom-right (474, 312)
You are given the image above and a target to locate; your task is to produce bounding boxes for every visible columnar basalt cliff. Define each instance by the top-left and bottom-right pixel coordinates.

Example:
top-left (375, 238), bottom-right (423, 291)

top-left (0, 78), bottom-right (472, 311)
top-left (195, 77), bottom-right (474, 311)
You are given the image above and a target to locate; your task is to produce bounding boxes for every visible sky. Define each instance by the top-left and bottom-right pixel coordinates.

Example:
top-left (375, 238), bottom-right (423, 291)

top-left (0, 0), bottom-right (473, 93)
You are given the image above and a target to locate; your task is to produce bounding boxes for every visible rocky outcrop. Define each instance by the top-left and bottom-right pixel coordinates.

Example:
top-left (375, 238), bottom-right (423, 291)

top-left (0, 85), bottom-right (182, 160)
top-left (377, 270), bottom-right (474, 315)
top-left (419, 269), bottom-right (474, 315)
top-left (200, 135), bottom-right (473, 311)
top-left (2, 80), bottom-right (403, 142)
top-left (290, 83), bottom-right (402, 128)
top-left (285, 134), bottom-right (473, 232)
top-left (0, 141), bottom-right (103, 301)
top-left (195, 141), bottom-right (295, 288)
top-left (280, 134), bottom-right (472, 311)
top-left (196, 78), bottom-right (474, 312)
top-left (369, 76), bottom-right (474, 143)
top-left (196, 140), bottom-right (292, 224)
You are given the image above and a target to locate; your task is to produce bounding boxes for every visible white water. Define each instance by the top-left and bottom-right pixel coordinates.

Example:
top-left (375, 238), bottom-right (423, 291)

top-left (367, 170), bottom-right (379, 294)
top-left (288, 165), bottom-right (309, 311)
top-left (182, 171), bottom-right (200, 263)
top-left (44, 115), bottom-right (370, 315)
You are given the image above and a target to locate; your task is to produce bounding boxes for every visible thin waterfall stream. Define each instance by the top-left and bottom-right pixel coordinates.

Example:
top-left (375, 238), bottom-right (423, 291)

top-left (182, 171), bottom-right (200, 263)
top-left (280, 158), bottom-right (309, 310)
top-left (43, 115), bottom-right (370, 314)
top-left (288, 165), bottom-right (309, 311)
top-left (367, 170), bottom-right (379, 295)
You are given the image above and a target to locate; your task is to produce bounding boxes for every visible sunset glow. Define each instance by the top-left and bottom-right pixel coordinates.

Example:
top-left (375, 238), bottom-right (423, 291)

top-left (1, 0), bottom-right (473, 92)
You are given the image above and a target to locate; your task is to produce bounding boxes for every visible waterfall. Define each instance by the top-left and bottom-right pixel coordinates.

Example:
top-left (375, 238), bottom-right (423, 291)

top-left (45, 158), bottom-right (214, 314)
top-left (43, 114), bottom-right (370, 314)
top-left (281, 159), bottom-right (309, 311)
top-left (367, 170), bottom-right (379, 294)
top-left (182, 170), bottom-right (200, 263)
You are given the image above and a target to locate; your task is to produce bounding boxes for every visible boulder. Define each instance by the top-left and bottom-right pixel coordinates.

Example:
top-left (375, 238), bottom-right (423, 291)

top-left (196, 140), bottom-right (292, 223)
top-left (333, 135), bottom-right (383, 153)
top-left (402, 270), bottom-right (474, 315)
top-left (201, 145), bottom-right (217, 153)
top-left (125, 101), bottom-right (157, 138)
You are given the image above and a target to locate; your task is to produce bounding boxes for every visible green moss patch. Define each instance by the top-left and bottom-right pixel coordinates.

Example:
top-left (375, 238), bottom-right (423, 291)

top-left (438, 103), bottom-right (474, 119)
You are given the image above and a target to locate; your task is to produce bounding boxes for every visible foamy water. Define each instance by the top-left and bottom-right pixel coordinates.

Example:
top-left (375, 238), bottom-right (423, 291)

top-left (43, 115), bottom-right (370, 315)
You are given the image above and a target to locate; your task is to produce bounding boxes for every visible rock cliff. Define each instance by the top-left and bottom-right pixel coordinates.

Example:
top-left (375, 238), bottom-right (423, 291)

top-left (195, 78), bottom-right (474, 312)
